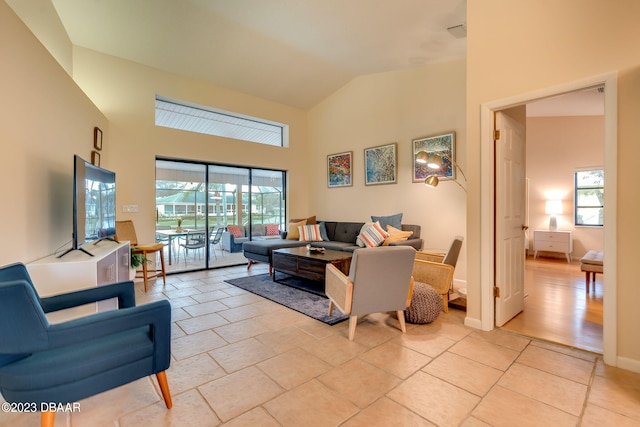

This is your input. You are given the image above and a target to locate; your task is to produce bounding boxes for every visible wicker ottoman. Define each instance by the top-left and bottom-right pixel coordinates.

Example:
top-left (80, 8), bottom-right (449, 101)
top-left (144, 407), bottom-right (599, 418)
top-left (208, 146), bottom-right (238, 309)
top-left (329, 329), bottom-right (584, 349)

top-left (405, 282), bottom-right (443, 324)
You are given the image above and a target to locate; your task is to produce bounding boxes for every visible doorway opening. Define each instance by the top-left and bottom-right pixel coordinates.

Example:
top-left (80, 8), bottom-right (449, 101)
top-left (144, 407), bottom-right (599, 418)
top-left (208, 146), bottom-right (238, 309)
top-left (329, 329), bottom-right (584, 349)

top-left (479, 73), bottom-right (617, 363)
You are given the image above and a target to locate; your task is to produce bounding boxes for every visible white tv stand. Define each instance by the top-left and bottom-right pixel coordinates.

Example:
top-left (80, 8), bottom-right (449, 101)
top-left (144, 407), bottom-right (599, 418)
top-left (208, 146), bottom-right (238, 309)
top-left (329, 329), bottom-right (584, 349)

top-left (27, 240), bottom-right (130, 323)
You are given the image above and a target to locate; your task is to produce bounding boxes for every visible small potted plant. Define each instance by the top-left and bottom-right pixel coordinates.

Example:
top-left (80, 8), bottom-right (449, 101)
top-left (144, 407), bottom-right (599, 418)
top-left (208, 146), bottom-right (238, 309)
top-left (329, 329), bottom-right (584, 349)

top-left (129, 249), bottom-right (149, 280)
top-left (176, 217), bottom-right (183, 232)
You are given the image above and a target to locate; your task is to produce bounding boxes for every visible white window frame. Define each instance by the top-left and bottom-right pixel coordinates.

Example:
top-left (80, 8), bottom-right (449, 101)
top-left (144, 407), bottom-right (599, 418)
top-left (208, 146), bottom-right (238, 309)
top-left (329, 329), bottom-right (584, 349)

top-left (155, 96), bottom-right (288, 147)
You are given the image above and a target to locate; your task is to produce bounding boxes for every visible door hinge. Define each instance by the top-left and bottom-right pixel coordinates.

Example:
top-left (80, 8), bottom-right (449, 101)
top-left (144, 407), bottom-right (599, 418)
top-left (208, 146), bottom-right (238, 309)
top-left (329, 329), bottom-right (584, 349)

top-left (494, 129), bottom-right (501, 140)
top-left (494, 286), bottom-right (501, 297)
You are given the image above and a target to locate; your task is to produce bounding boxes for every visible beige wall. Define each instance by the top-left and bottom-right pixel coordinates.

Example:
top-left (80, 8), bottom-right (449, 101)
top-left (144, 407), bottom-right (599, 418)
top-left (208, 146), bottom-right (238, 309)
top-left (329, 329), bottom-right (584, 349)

top-left (70, 47), bottom-right (311, 245)
top-left (0, 2), bottom-right (107, 264)
top-left (308, 60), bottom-right (467, 280)
top-left (527, 116), bottom-right (604, 258)
top-left (467, 0), bottom-right (640, 367)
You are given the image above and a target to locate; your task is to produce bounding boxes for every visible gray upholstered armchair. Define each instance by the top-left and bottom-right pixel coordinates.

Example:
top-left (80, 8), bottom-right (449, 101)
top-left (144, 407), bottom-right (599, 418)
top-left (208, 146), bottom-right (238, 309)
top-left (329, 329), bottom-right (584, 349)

top-left (325, 246), bottom-right (416, 340)
top-left (0, 263), bottom-right (172, 427)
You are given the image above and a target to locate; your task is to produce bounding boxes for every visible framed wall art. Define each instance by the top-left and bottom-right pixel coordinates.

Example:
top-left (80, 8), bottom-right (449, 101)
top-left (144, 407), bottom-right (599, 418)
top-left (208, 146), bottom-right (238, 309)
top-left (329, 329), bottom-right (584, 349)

top-left (412, 132), bottom-right (455, 182)
top-left (91, 150), bottom-right (101, 167)
top-left (94, 127), bottom-right (103, 151)
top-left (364, 142), bottom-right (397, 185)
top-left (327, 151), bottom-right (353, 188)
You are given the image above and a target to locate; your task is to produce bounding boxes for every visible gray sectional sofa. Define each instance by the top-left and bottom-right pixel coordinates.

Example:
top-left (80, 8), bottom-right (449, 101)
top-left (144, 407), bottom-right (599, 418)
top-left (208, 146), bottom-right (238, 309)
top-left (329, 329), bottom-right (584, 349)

top-left (243, 220), bottom-right (422, 273)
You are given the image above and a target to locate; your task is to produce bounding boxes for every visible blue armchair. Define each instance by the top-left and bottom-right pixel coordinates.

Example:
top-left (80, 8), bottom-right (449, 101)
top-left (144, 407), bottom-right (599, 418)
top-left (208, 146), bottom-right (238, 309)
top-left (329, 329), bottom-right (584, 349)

top-left (0, 263), bottom-right (172, 427)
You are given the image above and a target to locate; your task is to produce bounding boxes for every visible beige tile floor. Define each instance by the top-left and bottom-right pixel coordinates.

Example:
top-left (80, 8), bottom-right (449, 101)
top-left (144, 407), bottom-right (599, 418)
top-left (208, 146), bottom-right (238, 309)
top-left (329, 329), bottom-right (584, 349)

top-left (3, 264), bottom-right (640, 426)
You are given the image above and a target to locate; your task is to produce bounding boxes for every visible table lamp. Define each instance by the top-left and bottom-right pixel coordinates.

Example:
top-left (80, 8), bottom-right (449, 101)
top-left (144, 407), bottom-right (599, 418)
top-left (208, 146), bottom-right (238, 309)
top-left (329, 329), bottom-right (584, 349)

top-left (545, 200), bottom-right (562, 231)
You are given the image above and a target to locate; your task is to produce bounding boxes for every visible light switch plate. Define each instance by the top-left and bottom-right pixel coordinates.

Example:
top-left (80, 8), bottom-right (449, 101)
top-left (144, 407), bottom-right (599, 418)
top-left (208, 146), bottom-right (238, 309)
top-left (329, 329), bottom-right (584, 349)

top-left (122, 204), bottom-right (138, 213)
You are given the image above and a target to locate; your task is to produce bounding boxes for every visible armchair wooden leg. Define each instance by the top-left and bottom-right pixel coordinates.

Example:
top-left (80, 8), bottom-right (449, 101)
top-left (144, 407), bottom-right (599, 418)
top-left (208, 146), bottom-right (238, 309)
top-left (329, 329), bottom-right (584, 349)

top-left (442, 294), bottom-right (449, 313)
top-left (41, 411), bottom-right (55, 427)
top-left (328, 300), bottom-right (334, 316)
top-left (397, 310), bottom-right (407, 333)
top-left (159, 250), bottom-right (167, 285)
top-left (348, 315), bottom-right (358, 340)
top-left (142, 255), bottom-right (149, 292)
top-left (156, 371), bottom-right (173, 409)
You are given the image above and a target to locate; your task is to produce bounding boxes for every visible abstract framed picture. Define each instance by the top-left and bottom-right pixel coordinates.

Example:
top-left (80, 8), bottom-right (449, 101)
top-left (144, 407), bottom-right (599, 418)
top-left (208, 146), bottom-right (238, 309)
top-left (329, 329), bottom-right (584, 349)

top-left (412, 132), bottom-right (455, 182)
top-left (327, 151), bottom-right (353, 188)
top-left (364, 142), bottom-right (397, 185)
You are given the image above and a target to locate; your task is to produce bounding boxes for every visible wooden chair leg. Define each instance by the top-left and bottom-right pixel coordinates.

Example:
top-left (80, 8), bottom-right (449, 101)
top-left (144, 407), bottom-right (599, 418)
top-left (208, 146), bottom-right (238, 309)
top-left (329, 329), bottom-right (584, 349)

top-left (141, 252), bottom-right (150, 292)
top-left (328, 300), bottom-right (334, 316)
top-left (397, 310), bottom-right (407, 333)
top-left (158, 250), bottom-right (166, 285)
top-left (442, 294), bottom-right (449, 313)
top-left (41, 411), bottom-right (55, 427)
top-left (156, 371), bottom-right (173, 409)
top-left (348, 315), bottom-right (358, 340)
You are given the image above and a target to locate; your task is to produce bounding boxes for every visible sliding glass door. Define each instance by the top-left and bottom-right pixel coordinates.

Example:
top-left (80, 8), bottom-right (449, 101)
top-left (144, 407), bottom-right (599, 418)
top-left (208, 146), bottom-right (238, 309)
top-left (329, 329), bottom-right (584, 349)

top-left (156, 159), bottom-right (286, 273)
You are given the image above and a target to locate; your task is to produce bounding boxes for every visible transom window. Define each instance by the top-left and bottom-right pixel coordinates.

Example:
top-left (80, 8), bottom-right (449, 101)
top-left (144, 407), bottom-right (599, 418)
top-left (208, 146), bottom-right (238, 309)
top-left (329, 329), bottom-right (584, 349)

top-left (155, 96), bottom-right (287, 147)
top-left (575, 169), bottom-right (604, 227)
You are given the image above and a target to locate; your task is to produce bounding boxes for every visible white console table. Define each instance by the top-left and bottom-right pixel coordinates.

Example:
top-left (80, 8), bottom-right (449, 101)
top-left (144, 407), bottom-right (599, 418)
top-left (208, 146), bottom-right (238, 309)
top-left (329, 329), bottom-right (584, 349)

top-left (27, 240), bottom-right (130, 323)
top-left (533, 230), bottom-right (573, 263)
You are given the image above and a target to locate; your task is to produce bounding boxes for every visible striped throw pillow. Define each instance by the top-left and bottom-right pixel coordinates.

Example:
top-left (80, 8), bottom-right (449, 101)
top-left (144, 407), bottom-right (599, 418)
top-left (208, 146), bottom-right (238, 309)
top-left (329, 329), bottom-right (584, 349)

top-left (298, 224), bottom-right (323, 242)
top-left (358, 221), bottom-right (389, 248)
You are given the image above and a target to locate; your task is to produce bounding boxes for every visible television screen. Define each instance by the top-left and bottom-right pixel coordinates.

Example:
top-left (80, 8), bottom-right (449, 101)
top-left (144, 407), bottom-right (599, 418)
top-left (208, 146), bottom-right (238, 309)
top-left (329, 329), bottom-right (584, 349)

top-left (59, 155), bottom-right (116, 257)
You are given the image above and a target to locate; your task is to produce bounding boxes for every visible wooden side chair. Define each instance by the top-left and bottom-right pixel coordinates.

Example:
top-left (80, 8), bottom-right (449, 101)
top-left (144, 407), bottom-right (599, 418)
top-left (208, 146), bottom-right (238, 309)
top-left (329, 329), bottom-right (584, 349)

top-left (115, 220), bottom-right (166, 292)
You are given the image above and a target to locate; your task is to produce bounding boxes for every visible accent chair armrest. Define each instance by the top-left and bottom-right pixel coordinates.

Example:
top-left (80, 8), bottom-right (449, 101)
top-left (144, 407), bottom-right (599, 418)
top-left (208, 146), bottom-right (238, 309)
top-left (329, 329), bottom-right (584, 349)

top-left (39, 281), bottom-right (136, 313)
top-left (47, 300), bottom-right (171, 351)
top-left (406, 276), bottom-right (415, 308)
top-left (325, 263), bottom-right (353, 315)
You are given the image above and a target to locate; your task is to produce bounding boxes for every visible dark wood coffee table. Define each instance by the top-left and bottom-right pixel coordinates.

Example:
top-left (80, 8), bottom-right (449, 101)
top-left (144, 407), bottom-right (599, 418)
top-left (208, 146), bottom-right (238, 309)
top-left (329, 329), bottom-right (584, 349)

top-left (272, 247), bottom-right (352, 291)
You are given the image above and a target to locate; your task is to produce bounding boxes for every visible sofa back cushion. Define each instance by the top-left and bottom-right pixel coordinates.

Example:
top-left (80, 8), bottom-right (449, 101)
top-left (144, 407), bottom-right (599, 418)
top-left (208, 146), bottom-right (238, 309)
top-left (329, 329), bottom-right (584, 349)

top-left (401, 224), bottom-right (421, 239)
top-left (321, 221), bottom-right (365, 244)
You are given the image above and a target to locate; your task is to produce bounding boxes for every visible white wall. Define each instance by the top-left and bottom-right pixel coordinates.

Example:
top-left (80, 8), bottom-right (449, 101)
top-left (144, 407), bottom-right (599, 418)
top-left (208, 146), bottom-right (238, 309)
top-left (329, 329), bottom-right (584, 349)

top-left (0, 3), bottom-right (107, 265)
top-left (467, 0), bottom-right (640, 366)
top-left (309, 60), bottom-right (467, 280)
top-left (527, 116), bottom-right (605, 258)
top-left (70, 47), bottom-right (311, 246)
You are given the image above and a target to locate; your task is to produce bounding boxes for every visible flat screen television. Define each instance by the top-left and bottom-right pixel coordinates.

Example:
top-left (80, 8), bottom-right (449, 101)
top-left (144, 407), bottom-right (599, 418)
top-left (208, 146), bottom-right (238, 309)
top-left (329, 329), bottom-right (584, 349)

top-left (58, 155), bottom-right (117, 258)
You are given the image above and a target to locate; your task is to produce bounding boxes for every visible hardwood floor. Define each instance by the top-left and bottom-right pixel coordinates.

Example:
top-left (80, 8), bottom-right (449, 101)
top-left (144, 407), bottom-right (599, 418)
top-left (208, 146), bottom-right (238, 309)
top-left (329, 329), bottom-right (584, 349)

top-left (500, 255), bottom-right (603, 354)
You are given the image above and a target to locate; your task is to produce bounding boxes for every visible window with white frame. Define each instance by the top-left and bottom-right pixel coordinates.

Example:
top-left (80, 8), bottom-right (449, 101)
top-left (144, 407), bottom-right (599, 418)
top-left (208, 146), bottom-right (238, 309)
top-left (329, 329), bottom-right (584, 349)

top-left (575, 169), bottom-right (604, 226)
top-left (155, 96), bottom-right (287, 147)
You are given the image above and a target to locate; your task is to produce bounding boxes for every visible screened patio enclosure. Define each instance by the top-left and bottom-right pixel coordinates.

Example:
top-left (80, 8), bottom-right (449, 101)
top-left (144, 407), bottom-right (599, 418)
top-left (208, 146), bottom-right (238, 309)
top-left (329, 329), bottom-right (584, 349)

top-left (156, 159), bottom-right (286, 272)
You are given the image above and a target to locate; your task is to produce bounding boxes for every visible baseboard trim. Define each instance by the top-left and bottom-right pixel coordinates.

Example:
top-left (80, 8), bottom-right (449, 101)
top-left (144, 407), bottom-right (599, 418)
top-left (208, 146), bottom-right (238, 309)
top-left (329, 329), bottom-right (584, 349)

top-left (616, 355), bottom-right (640, 374)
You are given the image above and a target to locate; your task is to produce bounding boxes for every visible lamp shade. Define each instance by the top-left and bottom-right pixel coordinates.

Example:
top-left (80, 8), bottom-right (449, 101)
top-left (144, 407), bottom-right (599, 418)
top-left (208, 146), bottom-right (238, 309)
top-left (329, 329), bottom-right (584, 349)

top-left (424, 175), bottom-right (439, 188)
top-left (545, 200), bottom-right (563, 215)
top-left (427, 154), bottom-right (443, 170)
top-left (415, 151), bottom-right (429, 164)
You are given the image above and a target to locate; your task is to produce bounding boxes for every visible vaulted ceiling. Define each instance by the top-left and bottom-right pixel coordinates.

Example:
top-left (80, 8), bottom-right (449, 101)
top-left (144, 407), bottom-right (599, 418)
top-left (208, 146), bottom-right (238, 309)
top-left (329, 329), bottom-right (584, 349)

top-left (49, 0), bottom-right (467, 109)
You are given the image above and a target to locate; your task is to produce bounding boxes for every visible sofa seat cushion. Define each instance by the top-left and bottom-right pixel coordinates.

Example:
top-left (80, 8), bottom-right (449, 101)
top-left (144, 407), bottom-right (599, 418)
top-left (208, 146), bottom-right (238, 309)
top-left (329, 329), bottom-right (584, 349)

top-left (243, 239), bottom-right (306, 257)
top-left (311, 241), bottom-right (358, 252)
